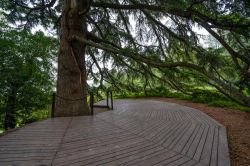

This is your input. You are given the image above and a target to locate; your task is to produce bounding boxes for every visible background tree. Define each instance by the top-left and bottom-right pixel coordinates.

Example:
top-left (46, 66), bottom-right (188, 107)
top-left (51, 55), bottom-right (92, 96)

top-left (0, 20), bottom-right (57, 130)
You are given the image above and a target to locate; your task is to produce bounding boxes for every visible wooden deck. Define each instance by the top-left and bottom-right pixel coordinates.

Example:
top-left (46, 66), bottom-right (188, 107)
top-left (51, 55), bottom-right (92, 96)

top-left (0, 99), bottom-right (230, 166)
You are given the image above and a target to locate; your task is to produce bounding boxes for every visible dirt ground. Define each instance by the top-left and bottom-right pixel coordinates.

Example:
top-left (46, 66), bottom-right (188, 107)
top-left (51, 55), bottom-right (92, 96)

top-left (154, 97), bottom-right (250, 166)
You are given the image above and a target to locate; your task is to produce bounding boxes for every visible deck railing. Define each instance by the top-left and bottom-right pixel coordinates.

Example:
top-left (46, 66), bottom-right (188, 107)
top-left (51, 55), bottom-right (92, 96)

top-left (51, 90), bottom-right (113, 118)
top-left (51, 92), bottom-right (56, 118)
top-left (89, 90), bottom-right (113, 115)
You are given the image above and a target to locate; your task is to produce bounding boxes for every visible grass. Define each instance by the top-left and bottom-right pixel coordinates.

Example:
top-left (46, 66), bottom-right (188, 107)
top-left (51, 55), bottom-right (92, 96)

top-left (31, 109), bottom-right (50, 121)
top-left (115, 91), bottom-right (250, 112)
top-left (208, 100), bottom-right (250, 112)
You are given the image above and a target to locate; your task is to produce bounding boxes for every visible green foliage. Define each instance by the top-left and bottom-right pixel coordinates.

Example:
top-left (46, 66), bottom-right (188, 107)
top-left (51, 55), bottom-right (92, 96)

top-left (191, 89), bottom-right (226, 102)
top-left (208, 100), bottom-right (238, 107)
top-left (0, 21), bottom-right (58, 130)
top-left (208, 101), bottom-right (250, 112)
top-left (115, 89), bottom-right (190, 100)
top-left (24, 108), bottom-right (50, 124)
top-left (115, 88), bottom-right (250, 112)
top-left (1, 1), bottom-right (250, 119)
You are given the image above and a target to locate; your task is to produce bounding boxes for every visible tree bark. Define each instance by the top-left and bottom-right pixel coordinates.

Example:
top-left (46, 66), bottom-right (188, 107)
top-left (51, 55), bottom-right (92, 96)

top-left (55, 0), bottom-right (90, 116)
top-left (4, 88), bottom-right (17, 130)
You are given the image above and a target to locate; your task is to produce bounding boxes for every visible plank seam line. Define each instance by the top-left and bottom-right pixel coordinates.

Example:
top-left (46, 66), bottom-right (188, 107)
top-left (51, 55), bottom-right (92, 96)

top-left (53, 139), bottom-right (151, 164)
top-left (162, 121), bottom-right (192, 147)
top-left (50, 117), bottom-right (73, 166)
top-left (77, 144), bottom-right (161, 165)
top-left (208, 126), bottom-right (216, 166)
top-left (96, 116), bottom-right (203, 164)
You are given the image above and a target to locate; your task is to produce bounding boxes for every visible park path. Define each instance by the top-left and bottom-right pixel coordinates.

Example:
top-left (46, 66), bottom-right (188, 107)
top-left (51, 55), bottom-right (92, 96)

top-left (0, 99), bottom-right (230, 166)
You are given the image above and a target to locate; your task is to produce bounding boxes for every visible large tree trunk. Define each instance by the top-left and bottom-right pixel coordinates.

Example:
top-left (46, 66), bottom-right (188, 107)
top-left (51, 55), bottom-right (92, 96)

top-left (55, 0), bottom-right (90, 116)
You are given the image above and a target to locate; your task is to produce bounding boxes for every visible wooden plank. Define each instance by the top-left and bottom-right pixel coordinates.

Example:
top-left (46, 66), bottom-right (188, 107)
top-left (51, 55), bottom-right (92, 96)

top-left (210, 126), bottom-right (219, 166)
top-left (53, 137), bottom-right (146, 165)
top-left (93, 105), bottom-right (109, 108)
top-left (163, 122), bottom-right (192, 148)
top-left (60, 139), bottom-right (150, 165)
top-left (193, 126), bottom-right (210, 161)
top-left (0, 99), bottom-right (230, 166)
top-left (154, 155), bottom-right (191, 166)
top-left (218, 126), bottom-right (231, 166)
top-left (172, 123), bottom-right (198, 152)
top-left (186, 125), bottom-right (206, 157)
top-left (199, 126), bottom-right (215, 165)
top-left (129, 150), bottom-right (177, 166)
top-left (84, 144), bottom-right (164, 166)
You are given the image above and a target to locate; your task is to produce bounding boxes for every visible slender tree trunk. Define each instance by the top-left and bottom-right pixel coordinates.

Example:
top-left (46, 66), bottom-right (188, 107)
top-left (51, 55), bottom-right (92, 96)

top-left (55, 0), bottom-right (90, 116)
top-left (4, 89), bottom-right (17, 130)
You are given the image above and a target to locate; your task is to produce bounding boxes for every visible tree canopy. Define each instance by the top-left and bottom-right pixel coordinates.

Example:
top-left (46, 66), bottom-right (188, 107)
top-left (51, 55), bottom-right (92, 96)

top-left (0, 19), bottom-right (58, 129)
top-left (1, 0), bottom-right (250, 112)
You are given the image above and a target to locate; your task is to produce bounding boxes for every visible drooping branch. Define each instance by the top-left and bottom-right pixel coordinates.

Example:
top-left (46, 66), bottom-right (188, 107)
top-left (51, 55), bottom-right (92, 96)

top-left (87, 50), bottom-right (104, 88)
top-left (92, 1), bottom-right (250, 31)
top-left (72, 34), bottom-right (204, 72)
top-left (91, 2), bottom-right (163, 11)
top-left (198, 20), bottom-right (250, 64)
top-left (10, 0), bottom-right (57, 10)
top-left (73, 34), bottom-right (250, 106)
